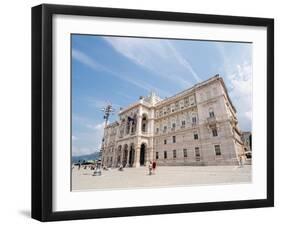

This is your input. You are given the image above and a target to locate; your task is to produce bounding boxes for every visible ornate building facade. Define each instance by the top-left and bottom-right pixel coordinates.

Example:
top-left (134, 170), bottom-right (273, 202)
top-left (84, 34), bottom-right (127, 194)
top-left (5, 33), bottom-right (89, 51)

top-left (101, 75), bottom-right (245, 168)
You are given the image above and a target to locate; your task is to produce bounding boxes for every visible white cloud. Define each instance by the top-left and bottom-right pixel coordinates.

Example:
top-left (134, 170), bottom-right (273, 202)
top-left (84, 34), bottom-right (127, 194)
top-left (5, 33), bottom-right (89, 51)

top-left (72, 48), bottom-right (168, 95)
top-left (72, 48), bottom-right (103, 71)
top-left (166, 42), bottom-right (202, 82)
top-left (94, 122), bottom-right (105, 130)
top-left (72, 114), bottom-right (104, 156)
top-left (227, 62), bottom-right (253, 131)
top-left (104, 37), bottom-right (201, 86)
top-left (86, 122), bottom-right (105, 130)
top-left (216, 43), bottom-right (252, 132)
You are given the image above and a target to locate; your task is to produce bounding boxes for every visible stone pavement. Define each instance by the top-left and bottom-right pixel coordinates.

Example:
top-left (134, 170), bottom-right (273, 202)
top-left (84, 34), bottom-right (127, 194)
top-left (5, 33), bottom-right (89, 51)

top-left (71, 165), bottom-right (251, 191)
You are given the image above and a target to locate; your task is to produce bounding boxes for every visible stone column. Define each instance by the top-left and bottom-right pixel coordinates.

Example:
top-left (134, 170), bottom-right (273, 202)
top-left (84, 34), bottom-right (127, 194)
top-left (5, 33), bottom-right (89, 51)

top-left (136, 115), bottom-right (142, 136)
top-left (112, 147), bottom-right (116, 167)
top-left (136, 106), bottom-right (143, 136)
top-left (129, 121), bottom-right (133, 134)
top-left (148, 109), bottom-right (155, 135)
top-left (120, 145), bottom-right (124, 166)
top-left (126, 148), bottom-right (130, 166)
top-left (133, 146), bottom-right (140, 168)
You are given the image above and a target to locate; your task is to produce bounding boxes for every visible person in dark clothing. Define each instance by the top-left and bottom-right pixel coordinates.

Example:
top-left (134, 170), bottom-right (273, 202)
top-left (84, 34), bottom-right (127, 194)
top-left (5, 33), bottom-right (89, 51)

top-left (152, 161), bottom-right (156, 174)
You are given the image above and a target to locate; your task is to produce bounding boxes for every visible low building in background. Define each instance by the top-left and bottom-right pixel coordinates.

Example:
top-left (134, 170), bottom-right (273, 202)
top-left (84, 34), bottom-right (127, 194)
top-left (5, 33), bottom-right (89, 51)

top-left (241, 131), bottom-right (252, 159)
top-left (101, 75), bottom-right (247, 168)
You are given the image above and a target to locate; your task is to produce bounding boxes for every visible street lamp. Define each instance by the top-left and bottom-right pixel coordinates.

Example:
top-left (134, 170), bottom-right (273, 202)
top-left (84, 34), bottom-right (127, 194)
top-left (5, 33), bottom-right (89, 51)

top-left (93, 103), bottom-right (115, 176)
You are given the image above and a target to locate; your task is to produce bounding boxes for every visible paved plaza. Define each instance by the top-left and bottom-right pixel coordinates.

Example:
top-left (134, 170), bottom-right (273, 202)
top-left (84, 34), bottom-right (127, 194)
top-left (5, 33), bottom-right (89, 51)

top-left (71, 165), bottom-right (251, 191)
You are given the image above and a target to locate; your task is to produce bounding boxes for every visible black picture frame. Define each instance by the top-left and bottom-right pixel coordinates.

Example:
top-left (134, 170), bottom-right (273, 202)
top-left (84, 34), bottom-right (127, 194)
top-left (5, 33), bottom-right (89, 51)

top-left (32, 3), bottom-right (274, 222)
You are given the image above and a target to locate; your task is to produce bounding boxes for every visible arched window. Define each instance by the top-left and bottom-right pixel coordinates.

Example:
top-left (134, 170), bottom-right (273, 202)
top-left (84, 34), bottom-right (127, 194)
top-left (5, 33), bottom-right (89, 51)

top-left (126, 118), bottom-right (130, 134)
top-left (209, 107), bottom-right (215, 118)
top-left (131, 114), bottom-right (137, 134)
top-left (141, 114), bottom-right (148, 132)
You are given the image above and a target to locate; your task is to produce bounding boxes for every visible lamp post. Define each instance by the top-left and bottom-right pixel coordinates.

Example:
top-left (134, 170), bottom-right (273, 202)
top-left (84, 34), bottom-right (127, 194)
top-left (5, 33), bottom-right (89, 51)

top-left (93, 103), bottom-right (115, 176)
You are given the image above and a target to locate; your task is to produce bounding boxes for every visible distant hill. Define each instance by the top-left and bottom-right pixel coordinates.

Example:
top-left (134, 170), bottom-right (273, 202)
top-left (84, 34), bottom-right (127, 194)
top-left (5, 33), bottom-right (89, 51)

top-left (72, 152), bottom-right (100, 163)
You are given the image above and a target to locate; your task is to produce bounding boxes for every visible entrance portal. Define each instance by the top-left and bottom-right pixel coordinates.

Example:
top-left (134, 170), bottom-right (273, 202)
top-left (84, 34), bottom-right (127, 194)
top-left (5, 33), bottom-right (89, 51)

top-left (129, 149), bottom-right (135, 167)
top-left (122, 144), bottom-right (128, 166)
top-left (140, 143), bottom-right (146, 166)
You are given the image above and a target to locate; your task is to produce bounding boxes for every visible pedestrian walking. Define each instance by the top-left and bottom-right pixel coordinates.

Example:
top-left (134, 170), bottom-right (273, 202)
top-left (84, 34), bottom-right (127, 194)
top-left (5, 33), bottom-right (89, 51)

top-left (148, 161), bottom-right (153, 175)
top-left (152, 161), bottom-right (156, 174)
top-left (118, 164), bottom-right (123, 171)
top-left (239, 155), bottom-right (244, 168)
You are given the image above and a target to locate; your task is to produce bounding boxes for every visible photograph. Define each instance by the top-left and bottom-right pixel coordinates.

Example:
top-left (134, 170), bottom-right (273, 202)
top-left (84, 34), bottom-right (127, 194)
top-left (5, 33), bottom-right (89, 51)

top-left (30, 3), bottom-right (274, 221)
top-left (71, 34), bottom-right (253, 191)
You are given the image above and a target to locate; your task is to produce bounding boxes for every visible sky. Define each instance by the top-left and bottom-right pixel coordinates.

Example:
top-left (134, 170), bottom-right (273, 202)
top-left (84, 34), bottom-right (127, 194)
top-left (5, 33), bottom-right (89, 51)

top-left (72, 34), bottom-right (252, 156)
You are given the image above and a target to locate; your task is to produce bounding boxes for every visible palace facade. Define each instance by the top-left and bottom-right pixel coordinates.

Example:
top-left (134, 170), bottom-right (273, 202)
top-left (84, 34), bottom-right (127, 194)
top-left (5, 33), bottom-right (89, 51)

top-left (101, 75), bottom-right (245, 168)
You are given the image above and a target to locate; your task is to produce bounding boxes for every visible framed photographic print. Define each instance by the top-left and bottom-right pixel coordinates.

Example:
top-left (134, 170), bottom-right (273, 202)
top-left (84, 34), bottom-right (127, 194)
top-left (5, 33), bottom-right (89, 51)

top-left (31, 4), bottom-right (274, 221)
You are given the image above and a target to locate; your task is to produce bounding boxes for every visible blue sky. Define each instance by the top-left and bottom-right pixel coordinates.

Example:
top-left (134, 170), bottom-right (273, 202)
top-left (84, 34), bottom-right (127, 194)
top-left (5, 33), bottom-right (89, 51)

top-left (72, 35), bottom-right (252, 156)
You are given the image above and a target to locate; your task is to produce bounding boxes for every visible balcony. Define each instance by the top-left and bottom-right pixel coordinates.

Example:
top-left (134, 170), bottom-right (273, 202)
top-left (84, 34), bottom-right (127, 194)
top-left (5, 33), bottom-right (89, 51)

top-left (207, 116), bottom-right (217, 126)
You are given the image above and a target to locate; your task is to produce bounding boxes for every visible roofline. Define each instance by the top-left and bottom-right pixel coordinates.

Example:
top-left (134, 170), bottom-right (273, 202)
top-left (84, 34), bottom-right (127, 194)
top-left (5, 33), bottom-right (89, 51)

top-left (116, 74), bottom-right (237, 114)
top-left (155, 74), bottom-right (221, 107)
top-left (218, 76), bottom-right (236, 113)
top-left (118, 100), bottom-right (152, 115)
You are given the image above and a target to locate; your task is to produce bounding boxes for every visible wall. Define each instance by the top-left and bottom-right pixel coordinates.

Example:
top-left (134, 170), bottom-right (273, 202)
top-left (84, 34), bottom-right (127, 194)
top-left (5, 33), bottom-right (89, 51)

top-left (0, 0), bottom-right (279, 225)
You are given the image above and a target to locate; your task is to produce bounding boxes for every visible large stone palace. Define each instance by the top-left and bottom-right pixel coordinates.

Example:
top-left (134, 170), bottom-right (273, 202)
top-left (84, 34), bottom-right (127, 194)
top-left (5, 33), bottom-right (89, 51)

top-left (101, 75), bottom-right (245, 168)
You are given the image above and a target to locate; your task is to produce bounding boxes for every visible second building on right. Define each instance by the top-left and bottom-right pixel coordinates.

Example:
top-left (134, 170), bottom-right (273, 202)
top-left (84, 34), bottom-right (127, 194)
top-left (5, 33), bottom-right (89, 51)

top-left (153, 75), bottom-right (247, 166)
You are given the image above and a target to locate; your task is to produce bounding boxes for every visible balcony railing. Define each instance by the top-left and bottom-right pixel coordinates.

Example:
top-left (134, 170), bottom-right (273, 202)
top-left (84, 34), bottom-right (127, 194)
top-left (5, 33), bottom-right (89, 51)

top-left (207, 116), bottom-right (216, 126)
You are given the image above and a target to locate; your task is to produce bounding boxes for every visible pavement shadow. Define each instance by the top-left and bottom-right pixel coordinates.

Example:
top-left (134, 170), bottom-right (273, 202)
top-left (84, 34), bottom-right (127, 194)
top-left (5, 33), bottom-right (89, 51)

top-left (19, 209), bottom-right (30, 218)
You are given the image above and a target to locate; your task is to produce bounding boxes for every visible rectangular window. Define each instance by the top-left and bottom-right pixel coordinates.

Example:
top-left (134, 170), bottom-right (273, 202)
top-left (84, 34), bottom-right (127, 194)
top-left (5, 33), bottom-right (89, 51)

top-left (192, 117), bottom-right (197, 124)
top-left (181, 121), bottom-right (186, 128)
top-left (173, 150), bottom-right (177, 158)
top-left (172, 123), bottom-right (176, 128)
top-left (163, 126), bottom-right (167, 132)
top-left (195, 147), bottom-right (200, 161)
top-left (156, 152), bottom-right (159, 159)
top-left (164, 151), bottom-right (167, 159)
top-left (172, 136), bottom-right (176, 143)
top-left (209, 111), bottom-right (215, 118)
top-left (194, 133), bottom-right (198, 140)
top-left (183, 149), bottom-right (187, 158)
top-left (156, 128), bottom-right (159, 133)
top-left (212, 128), bottom-right (218, 137)
top-left (215, 145), bottom-right (221, 156)
top-left (164, 139), bottom-right (167, 144)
